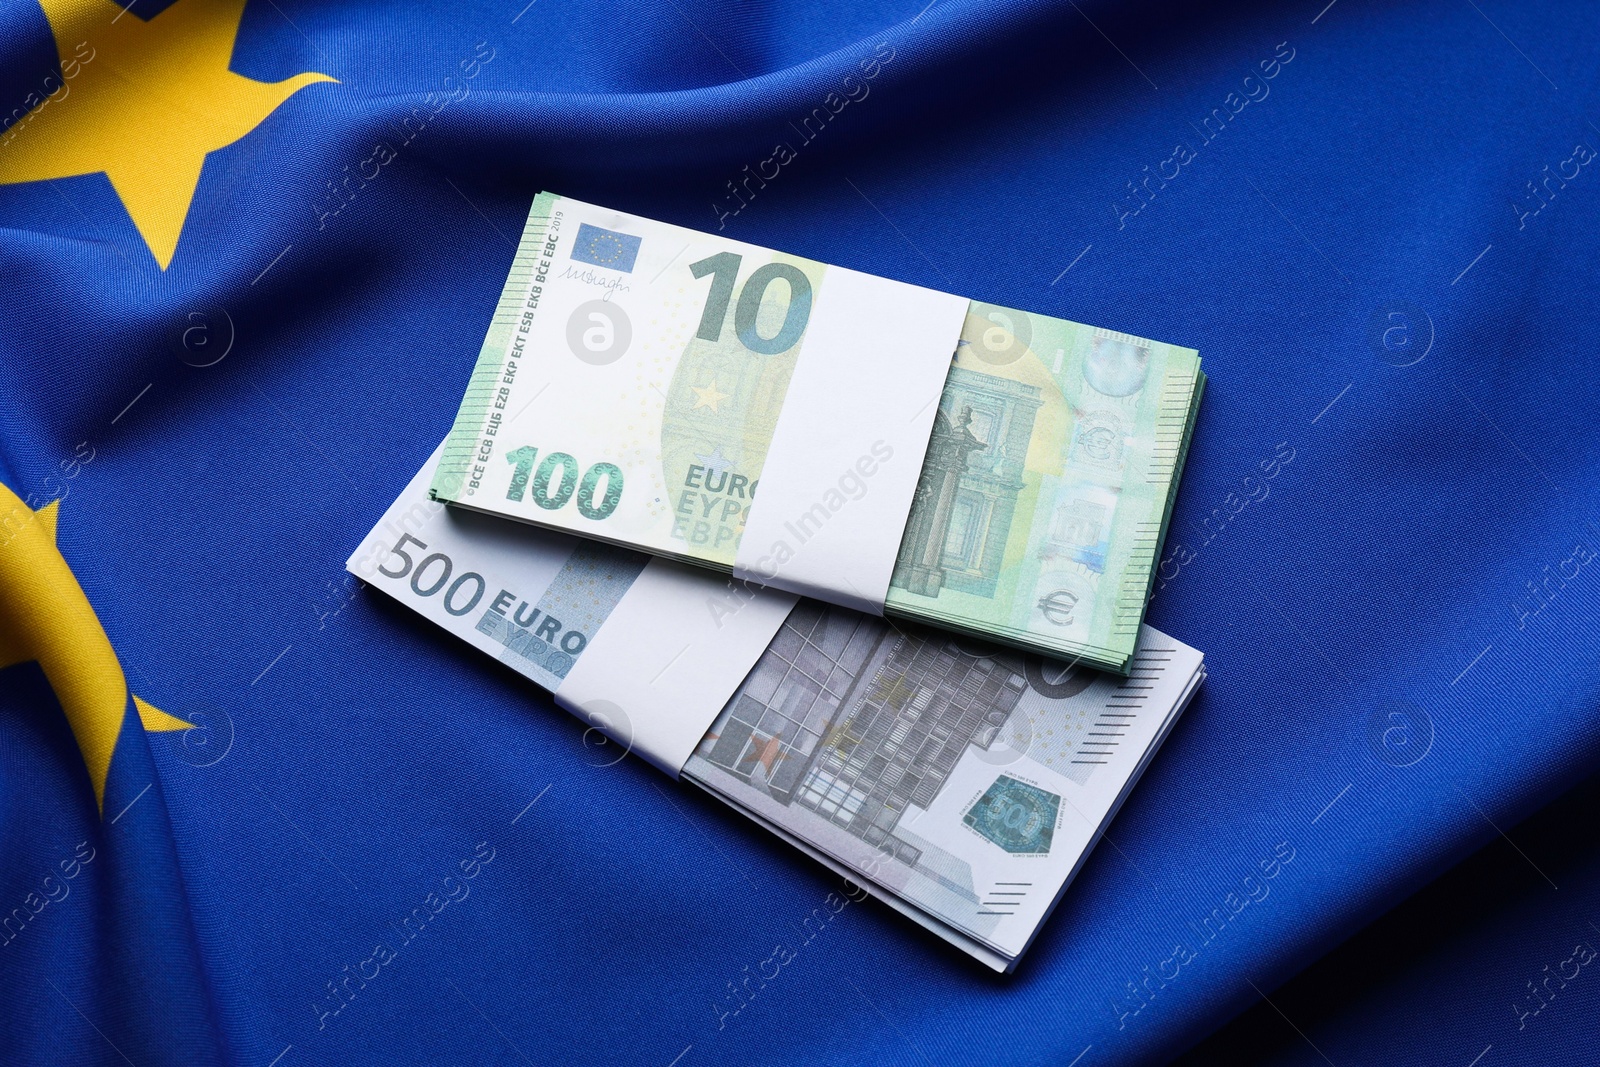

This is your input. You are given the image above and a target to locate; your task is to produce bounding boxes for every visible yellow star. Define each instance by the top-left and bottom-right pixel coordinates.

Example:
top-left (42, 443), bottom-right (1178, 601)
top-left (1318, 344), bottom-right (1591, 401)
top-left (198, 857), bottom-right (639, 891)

top-left (0, 483), bottom-right (190, 814)
top-left (691, 380), bottom-right (731, 412)
top-left (0, 0), bottom-right (336, 269)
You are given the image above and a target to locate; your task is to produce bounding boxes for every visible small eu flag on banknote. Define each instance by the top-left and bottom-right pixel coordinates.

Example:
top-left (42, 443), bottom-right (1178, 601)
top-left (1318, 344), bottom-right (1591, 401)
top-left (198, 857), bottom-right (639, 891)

top-left (570, 223), bottom-right (642, 272)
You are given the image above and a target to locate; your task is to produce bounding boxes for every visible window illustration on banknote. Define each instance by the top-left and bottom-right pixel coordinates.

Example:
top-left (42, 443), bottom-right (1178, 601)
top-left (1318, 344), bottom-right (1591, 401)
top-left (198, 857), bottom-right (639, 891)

top-left (695, 602), bottom-right (1029, 866)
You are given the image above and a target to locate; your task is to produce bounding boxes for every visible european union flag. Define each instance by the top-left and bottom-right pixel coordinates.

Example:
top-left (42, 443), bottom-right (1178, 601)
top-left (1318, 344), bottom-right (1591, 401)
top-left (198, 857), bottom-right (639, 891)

top-left (569, 222), bottom-right (642, 272)
top-left (2, 0), bottom-right (1599, 1064)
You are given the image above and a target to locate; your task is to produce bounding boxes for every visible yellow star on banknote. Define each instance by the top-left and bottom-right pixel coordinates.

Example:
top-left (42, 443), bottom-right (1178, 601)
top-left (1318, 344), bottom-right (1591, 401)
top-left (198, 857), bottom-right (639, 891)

top-left (691, 381), bottom-right (730, 412)
top-left (0, 0), bottom-right (336, 269)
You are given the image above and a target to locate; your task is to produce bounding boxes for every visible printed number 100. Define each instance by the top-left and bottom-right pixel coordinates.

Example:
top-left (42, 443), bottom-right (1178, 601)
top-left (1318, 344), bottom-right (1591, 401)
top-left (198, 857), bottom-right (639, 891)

top-left (505, 445), bottom-right (623, 520)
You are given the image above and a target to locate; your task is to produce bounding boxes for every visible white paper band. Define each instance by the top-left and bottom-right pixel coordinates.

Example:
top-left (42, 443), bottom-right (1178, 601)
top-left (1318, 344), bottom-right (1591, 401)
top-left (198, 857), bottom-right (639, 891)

top-left (732, 269), bottom-right (969, 614)
top-left (555, 558), bottom-right (797, 776)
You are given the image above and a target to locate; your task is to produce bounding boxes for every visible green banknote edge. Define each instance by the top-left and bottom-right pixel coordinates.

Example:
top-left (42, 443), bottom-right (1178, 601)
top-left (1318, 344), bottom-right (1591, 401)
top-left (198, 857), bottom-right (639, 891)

top-left (1145, 369), bottom-right (1206, 608)
top-left (430, 191), bottom-right (560, 503)
top-left (1115, 368), bottom-right (1205, 660)
top-left (882, 362), bottom-right (1205, 675)
top-left (1094, 367), bottom-right (1203, 668)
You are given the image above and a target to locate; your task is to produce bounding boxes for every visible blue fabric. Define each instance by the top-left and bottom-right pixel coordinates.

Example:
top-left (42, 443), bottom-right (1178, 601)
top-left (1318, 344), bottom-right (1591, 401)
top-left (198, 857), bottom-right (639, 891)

top-left (1176, 770), bottom-right (1600, 1065)
top-left (2, 1), bottom-right (1597, 1065)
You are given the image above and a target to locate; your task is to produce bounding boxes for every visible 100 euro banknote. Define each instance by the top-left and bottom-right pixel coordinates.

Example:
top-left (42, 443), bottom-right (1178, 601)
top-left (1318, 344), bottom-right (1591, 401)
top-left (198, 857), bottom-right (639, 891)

top-left (431, 192), bottom-right (1202, 672)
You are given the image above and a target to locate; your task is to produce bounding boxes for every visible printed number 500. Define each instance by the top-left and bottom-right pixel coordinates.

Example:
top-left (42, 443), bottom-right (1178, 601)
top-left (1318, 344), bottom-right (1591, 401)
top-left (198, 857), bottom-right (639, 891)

top-left (378, 534), bottom-right (486, 617)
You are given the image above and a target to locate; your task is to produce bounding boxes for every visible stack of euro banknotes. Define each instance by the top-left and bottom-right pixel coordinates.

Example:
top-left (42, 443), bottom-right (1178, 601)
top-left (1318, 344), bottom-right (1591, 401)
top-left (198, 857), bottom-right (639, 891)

top-left (349, 193), bottom-right (1207, 971)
